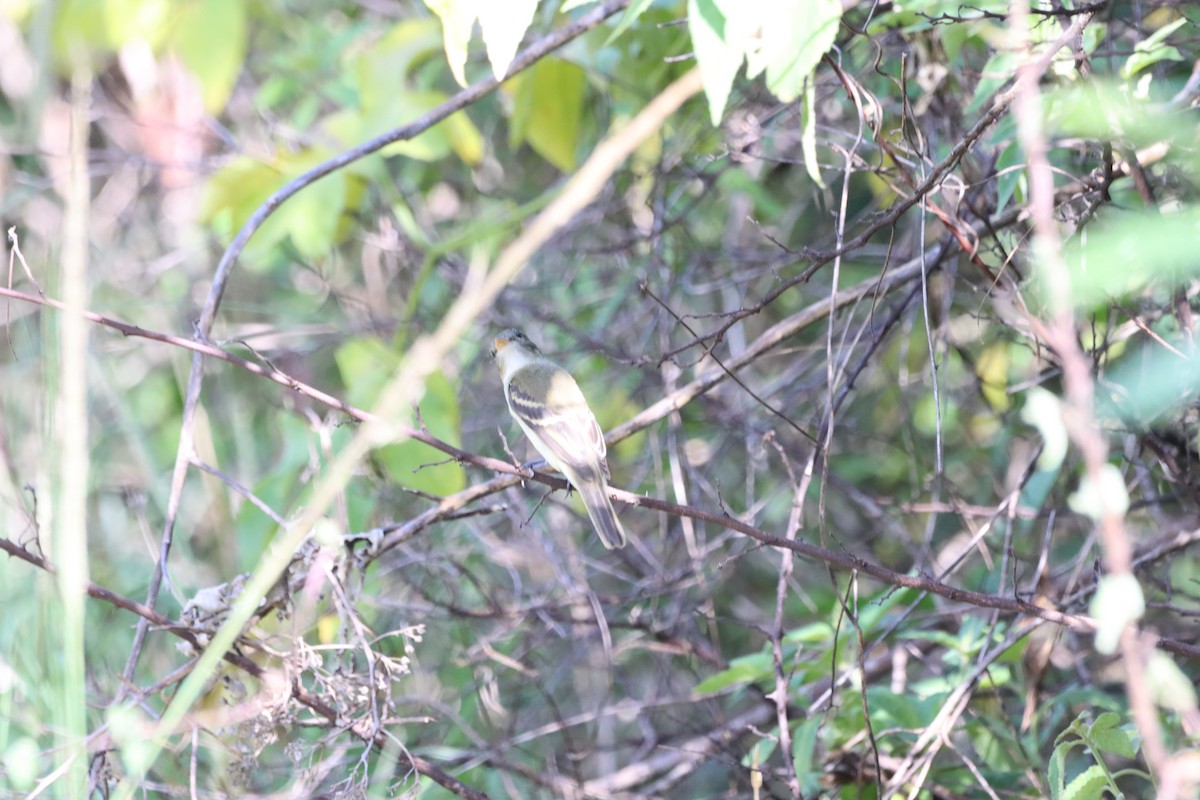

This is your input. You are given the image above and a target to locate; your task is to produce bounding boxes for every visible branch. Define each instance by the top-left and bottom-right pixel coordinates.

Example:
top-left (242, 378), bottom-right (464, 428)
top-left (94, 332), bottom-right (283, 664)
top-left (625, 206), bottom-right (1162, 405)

top-left (0, 534), bottom-right (487, 800)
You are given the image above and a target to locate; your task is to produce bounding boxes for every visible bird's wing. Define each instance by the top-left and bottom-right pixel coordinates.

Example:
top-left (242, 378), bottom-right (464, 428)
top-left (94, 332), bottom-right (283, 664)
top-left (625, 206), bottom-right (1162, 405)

top-left (506, 363), bottom-right (608, 478)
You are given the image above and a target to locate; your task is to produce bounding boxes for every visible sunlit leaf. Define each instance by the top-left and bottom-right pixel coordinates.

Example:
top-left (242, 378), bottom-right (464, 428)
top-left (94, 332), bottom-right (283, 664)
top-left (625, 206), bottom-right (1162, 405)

top-left (478, 0), bottom-right (537, 80)
top-left (781, 621), bottom-right (835, 644)
top-left (801, 80), bottom-right (823, 188)
top-left (424, 0), bottom-right (477, 87)
top-left (1147, 650), bottom-right (1199, 715)
top-left (1089, 574), bottom-right (1144, 655)
top-left (1020, 388), bottom-right (1067, 470)
top-left (756, 0), bottom-right (840, 104)
top-left (1069, 464), bottom-right (1129, 522)
top-left (688, 0), bottom-right (742, 125)
top-left (168, 0), bottom-right (246, 112)
top-left (1142, 652), bottom-right (1200, 714)
top-left (50, 0), bottom-right (138, 68)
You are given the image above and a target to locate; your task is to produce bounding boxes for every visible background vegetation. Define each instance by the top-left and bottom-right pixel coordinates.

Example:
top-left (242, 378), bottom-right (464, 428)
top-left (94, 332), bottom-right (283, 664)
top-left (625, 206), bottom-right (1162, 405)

top-left (1, 0), bottom-right (1198, 797)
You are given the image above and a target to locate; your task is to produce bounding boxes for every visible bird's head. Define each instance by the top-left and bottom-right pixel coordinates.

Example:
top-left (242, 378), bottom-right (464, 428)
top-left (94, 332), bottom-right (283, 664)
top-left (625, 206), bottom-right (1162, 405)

top-left (491, 328), bottom-right (540, 359)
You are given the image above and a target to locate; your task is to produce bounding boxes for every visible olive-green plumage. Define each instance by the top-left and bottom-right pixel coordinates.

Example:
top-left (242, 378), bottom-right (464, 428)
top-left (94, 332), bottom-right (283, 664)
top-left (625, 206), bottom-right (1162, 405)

top-left (491, 328), bottom-right (626, 549)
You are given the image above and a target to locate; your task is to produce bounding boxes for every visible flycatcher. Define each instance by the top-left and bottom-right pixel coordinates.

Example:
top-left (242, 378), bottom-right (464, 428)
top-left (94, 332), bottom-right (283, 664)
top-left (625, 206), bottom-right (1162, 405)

top-left (490, 328), bottom-right (627, 549)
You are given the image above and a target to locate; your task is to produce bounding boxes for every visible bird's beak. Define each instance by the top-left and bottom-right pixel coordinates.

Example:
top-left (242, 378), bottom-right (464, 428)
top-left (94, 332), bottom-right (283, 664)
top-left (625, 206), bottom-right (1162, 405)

top-left (491, 337), bottom-right (510, 358)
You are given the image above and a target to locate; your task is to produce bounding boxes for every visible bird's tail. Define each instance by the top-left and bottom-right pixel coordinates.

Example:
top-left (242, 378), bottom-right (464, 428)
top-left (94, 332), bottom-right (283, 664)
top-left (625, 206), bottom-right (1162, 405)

top-left (577, 480), bottom-right (627, 549)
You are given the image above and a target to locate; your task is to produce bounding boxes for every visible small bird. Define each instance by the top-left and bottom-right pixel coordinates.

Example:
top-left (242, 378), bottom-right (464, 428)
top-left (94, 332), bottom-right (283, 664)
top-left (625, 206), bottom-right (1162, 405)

top-left (490, 328), bottom-right (627, 549)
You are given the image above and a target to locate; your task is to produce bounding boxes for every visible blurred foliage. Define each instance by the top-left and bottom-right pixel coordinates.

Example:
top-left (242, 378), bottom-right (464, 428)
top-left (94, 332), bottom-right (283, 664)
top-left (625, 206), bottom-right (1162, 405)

top-left (0, 0), bottom-right (1199, 798)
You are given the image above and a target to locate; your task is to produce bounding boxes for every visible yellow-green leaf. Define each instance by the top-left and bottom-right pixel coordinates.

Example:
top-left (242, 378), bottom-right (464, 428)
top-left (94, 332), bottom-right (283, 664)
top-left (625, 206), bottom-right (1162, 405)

top-left (377, 371), bottom-right (466, 496)
top-left (201, 156), bottom-right (292, 258)
top-left (442, 110), bottom-right (485, 165)
top-left (509, 57), bottom-right (585, 171)
top-left (424, 0), bottom-right (477, 87)
top-left (976, 343), bottom-right (1010, 412)
top-left (168, 0), bottom-right (247, 112)
top-left (1089, 573), bottom-right (1144, 655)
top-left (758, 0), bottom-right (840, 103)
top-left (688, 0), bottom-right (742, 125)
top-left (336, 338), bottom-right (396, 410)
top-left (349, 17), bottom-right (445, 109)
top-left (285, 168), bottom-right (346, 259)
top-left (336, 344), bottom-right (466, 494)
top-left (801, 80), bottom-right (824, 188)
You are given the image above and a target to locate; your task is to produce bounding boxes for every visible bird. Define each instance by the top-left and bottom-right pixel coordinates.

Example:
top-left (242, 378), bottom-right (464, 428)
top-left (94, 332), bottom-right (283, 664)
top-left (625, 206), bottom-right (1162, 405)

top-left (489, 328), bottom-right (627, 549)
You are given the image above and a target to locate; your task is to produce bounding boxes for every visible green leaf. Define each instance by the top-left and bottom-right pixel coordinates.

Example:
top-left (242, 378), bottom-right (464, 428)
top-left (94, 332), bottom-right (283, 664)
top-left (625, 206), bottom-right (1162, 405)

top-left (377, 370), bottom-right (467, 496)
top-left (1044, 209), bottom-right (1200, 313)
top-left (1062, 764), bottom-right (1109, 800)
top-left (851, 586), bottom-right (920, 634)
top-left (442, 109), bottom-right (486, 165)
top-left (1121, 17), bottom-right (1186, 80)
top-left (756, 0), bottom-right (840, 104)
top-left (1087, 712), bottom-right (1136, 759)
top-left (2, 736), bottom-right (40, 791)
top-left (866, 686), bottom-right (941, 729)
top-left (1020, 388), bottom-right (1067, 471)
top-left (168, 0), bottom-right (247, 112)
top-left (688, 0), bottom-right (742, 125)
top-left (325, 78), bottom-right (484, 166)
top-left (508, 58), bottom-right (586, 171)
top-left (801, 81), bottom-right (823, 188)
top-left (791, 716), bottom-right (822, 794)
top-left (994, 140), bottom-right (1024, 215)
top-left (336, 338), bottom-right (396, 409)
top-left (338, 341), bottom-right (467, 495)
top-left (782, 621), bottom-right (835, 644)
top-left (1068, 464), bottom-right (1129, 522)
top-left (1089, 574), bottom-right (1145, 655)
top-left (286, 169), bottom-right (345, 259)
top-left (1106, 356), bottom-right (1195, 429)
top-left (694, 651), bottom-right (772, 693)
top-left (201, 156), bottom-right (290, 255)
top-left (478, 0), bottom-right (538, 80)
top-left (350, 17), bottom-right (446, 108)
top-left (967, 50), bottom-right (1020, 115)
top-left (605, 0), bottom-right (656, 45)
top-left (743, 735), bottom-right (777, 767)
top-left (52, 0), bottom-right (171, 70)
top-left (1146, 650), bottom-right (1199, 715)
top-left (1048, 732), bottom-right (1101, 800)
